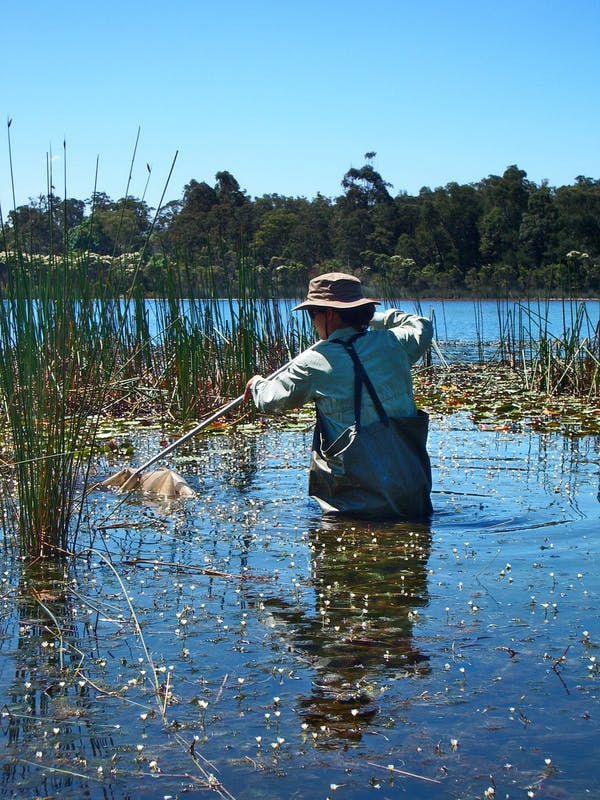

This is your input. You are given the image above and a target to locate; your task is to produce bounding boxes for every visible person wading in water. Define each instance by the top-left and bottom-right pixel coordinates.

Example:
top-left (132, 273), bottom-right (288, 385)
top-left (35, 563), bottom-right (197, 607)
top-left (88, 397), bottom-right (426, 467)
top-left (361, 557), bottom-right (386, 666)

top-left (245, 272), bottom-right (434, 519)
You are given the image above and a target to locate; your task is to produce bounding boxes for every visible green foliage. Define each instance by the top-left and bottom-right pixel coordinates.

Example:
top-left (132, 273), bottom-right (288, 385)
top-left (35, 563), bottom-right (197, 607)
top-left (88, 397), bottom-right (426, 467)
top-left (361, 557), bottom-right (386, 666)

top-left (3, 162), bottom-right (600, 297)
top-left (0, 232), bottom-right (311, 559)
top-left (0, 249), bottom-right (123, 558)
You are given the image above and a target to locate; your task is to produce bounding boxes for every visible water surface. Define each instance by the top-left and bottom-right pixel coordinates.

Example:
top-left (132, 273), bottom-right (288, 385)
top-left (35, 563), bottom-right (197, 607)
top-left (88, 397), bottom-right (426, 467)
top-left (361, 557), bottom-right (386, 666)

top-left (1, 413), bottom-right (598, 799)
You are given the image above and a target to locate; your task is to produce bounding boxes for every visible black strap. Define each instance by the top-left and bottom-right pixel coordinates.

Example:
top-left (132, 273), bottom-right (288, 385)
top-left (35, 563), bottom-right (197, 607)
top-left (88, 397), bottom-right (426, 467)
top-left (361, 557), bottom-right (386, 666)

top-left (332, 332), bottom-right (389, 430)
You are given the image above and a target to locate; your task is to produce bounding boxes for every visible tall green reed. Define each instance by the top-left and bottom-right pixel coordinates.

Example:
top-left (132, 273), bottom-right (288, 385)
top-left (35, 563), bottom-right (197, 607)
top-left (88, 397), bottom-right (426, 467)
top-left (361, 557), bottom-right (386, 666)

top-left (0, 132), bottom-right (177, 560)
top-left (0, 245), bottom-right (123, 558)
top-left (494, 297), bottom-right (599, 396)
top-left (149, 251), bottom-right (309, 420)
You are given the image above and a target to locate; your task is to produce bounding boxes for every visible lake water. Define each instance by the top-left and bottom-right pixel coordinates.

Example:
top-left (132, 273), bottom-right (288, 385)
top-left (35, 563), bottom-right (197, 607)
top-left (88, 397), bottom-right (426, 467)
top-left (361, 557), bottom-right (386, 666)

top-left (141, 296), bottom-right (600, 364)
top-left (1, 407), bottom-right (598, 799)
top-left (142, 297), bottom-right (600, 341)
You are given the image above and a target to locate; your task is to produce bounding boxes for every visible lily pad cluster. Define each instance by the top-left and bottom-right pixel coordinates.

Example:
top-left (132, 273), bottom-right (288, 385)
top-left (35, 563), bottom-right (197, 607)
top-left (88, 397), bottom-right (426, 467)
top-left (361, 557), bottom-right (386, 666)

top-left (414, 364), bottom-right (600, 436)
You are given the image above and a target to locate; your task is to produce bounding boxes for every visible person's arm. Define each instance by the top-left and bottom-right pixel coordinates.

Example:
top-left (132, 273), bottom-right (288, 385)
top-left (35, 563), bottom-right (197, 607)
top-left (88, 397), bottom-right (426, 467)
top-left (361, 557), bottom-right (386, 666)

top-left (245, 354), bottom-right (320, 414)
top-left (370, 309), bottom-right (433, 363)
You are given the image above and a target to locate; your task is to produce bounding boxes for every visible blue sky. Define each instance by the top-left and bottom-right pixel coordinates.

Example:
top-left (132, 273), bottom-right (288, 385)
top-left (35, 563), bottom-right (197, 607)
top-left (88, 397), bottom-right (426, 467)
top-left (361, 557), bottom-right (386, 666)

top-left (2, 0), bottom-right (599, 215)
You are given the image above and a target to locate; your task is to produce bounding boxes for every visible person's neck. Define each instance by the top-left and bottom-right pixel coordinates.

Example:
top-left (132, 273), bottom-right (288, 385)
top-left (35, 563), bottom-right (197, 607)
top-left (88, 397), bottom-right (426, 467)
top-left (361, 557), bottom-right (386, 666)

top-left (325, 310), bottom-right (345, 338)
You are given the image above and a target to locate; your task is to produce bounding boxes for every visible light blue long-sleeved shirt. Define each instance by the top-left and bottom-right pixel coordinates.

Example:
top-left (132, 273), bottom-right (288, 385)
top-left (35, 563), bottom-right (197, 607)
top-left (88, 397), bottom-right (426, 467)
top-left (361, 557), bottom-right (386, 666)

top-left (250, 309), bottom-right (433, 446)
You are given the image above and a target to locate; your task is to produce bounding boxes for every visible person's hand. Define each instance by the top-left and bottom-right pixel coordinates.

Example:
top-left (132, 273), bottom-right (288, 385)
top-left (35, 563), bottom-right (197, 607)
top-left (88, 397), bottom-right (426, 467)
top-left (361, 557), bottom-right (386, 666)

top-left (244, 375), bottom-right (262, 402)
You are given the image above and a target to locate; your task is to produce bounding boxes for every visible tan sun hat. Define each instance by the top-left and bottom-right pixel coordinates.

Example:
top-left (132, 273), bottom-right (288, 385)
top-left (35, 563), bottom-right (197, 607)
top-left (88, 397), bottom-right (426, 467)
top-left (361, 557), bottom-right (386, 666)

top-left (292, 272), bottom-right (380, 311)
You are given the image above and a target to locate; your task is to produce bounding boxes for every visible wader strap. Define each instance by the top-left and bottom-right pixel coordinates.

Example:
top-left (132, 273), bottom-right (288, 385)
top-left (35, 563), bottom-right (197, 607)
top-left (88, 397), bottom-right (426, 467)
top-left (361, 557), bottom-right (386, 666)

top-left (332, 332), bottom-right (389, 430)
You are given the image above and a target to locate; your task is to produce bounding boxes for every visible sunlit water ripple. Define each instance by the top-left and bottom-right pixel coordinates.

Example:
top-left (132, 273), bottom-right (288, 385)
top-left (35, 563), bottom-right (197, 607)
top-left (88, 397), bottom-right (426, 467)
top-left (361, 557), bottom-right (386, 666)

top-left (0, 411), bottom-right (598, 799)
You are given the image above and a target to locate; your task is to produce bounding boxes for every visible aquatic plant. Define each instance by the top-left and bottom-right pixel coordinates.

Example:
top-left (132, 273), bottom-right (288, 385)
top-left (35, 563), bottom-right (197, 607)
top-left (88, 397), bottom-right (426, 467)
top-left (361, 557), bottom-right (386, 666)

top-left (0, 211), bottom-right (307, 562)
top-left (1, 127), bottom-right (598, 565)
top-left (494, 298), bottom-right (599, 397)
top-left (0, 244), bottom-right (122, 558)
top-left (145, 251), bottom-right (308, 420)
top-left (0, 132), bottom-right (168, 559)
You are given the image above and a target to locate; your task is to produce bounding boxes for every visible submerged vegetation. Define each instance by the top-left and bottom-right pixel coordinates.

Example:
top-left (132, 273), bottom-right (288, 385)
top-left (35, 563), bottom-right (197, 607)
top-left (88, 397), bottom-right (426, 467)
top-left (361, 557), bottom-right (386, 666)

top-left (416, 298), bottom-right (600, 435)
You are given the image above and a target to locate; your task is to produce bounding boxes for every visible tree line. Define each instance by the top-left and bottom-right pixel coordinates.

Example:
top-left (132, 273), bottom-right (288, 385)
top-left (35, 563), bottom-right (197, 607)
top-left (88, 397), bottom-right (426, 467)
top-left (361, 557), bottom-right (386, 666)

top-left (2, 155), bottom-right (599, 297)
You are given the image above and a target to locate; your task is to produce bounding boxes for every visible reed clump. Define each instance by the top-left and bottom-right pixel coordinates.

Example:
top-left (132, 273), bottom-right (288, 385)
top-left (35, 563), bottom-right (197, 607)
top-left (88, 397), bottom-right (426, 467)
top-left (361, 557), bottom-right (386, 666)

top-left (120, 251), bottom-right (308, 422)
top-left (495, 299), bottom-right (599, 398)
top-left (0, 231), bottom-right (307, 559)
top-left (0, 246), bottom-right (124, 558)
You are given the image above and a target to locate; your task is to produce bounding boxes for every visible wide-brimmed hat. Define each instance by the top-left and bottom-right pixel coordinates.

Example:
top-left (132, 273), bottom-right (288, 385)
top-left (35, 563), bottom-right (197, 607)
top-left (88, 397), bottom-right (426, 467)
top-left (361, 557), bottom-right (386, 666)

top-left (292, 272), bottom-right (380, 311)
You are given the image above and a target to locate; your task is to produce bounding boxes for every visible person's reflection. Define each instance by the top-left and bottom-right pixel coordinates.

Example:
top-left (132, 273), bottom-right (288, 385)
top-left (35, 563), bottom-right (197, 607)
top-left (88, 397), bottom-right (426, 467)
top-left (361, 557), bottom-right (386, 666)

top-left (261, 519), bottom-right (432, 741)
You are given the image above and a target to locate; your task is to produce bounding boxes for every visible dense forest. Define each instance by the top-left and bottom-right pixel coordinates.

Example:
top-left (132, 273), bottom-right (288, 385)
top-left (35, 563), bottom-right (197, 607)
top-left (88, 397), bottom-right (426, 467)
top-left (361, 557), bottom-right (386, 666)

top-left (2, 155), bottom-right (599, 297)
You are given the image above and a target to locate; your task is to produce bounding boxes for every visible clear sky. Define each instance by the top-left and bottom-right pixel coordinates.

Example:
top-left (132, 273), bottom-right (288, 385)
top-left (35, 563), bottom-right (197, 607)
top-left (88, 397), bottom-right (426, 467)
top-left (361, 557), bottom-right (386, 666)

top-left (1, 0), bottom-right (599, 215)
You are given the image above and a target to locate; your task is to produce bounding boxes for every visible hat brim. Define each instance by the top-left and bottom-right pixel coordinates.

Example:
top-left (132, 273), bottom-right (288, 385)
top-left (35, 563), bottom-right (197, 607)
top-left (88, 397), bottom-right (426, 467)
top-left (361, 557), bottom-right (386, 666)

top-left (292, 297), bottom-right (380, 311)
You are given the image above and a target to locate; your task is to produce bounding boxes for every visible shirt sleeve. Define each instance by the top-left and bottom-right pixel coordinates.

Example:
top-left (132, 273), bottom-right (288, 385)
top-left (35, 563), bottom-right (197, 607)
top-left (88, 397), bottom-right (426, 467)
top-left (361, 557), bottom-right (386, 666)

top-left (249, 352), bottom-right (321, 414)
top-left (370, 309), bottom-right (433, 364)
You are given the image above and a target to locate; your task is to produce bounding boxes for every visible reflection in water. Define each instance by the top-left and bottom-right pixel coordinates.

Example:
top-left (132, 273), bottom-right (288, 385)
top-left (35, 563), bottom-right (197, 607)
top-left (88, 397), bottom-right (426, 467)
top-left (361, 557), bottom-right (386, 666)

top-left (0, 562), bottom-right (115, 798)
top-left (262, 519), bottom-right (432, 741)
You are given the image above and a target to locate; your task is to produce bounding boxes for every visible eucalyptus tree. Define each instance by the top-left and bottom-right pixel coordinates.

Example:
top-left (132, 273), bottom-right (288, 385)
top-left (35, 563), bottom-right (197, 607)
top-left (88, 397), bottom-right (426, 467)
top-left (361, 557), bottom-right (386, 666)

top-left (210, 170), bottom-right (253, 248)
top-left (165, 179), bottom-right (217, 260)
top-left (412, 190), bottom-right (459, 289)
top-left (332, 162), bottom-right (396, 267)
top-left (289, 193), bottom-right (335, 267)
top-left (554, 176), bottom-right (600, 257)
top-left (251, 192), bottom-right (334, 272)
top-left (251, 206), bottom-right (298, 264)
top-left (478, 165), bottom-right (533, 267)
top-left (88, 196), bottom-right (151, 255)
top-left (435, 182), bottom-right (482, 276)
top-left (8, 195), bottom-right (59, 254)
top-left (518, 183), bottom-right (559, 275)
